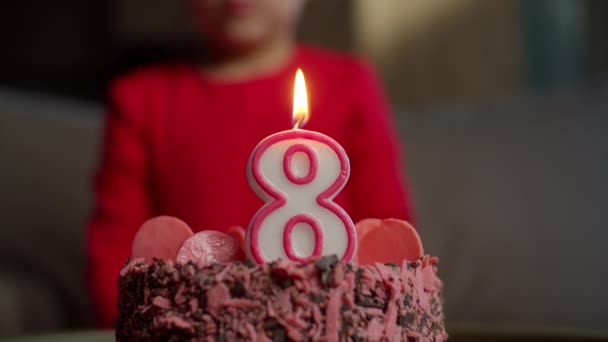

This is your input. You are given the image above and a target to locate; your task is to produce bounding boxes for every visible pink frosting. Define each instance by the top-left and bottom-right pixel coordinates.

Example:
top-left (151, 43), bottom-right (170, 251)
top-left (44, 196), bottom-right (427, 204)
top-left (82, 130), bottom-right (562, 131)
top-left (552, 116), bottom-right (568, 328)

top-left (116, 256), bottom-right (448, 341)
top-left (207, 282), bottom-right (230, 317)
top-left (151, 296), bottom-right (171, 310)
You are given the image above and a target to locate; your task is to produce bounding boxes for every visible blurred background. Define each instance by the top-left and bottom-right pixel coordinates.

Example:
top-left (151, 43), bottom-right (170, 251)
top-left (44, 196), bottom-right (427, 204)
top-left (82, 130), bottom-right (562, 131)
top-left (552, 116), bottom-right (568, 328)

top-left (1, 0), bottom-right (607, 338)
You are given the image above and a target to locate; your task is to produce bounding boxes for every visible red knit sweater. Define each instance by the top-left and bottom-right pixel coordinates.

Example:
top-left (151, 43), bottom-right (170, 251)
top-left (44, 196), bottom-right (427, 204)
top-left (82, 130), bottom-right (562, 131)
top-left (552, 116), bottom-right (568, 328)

top-left (87, 45), bottom-right (414, 327)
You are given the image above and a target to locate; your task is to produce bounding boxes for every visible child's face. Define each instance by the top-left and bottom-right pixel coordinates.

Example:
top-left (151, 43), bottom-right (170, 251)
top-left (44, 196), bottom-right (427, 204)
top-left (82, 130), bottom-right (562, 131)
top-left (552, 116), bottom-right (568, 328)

top-left (190, 0), bottom-right (306, 51)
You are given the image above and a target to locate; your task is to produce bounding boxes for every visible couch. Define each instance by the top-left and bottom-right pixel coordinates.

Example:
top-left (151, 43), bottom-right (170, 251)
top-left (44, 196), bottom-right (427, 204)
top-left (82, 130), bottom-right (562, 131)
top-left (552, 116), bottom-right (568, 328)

top-left (1, 86), bottom-right (606, 336)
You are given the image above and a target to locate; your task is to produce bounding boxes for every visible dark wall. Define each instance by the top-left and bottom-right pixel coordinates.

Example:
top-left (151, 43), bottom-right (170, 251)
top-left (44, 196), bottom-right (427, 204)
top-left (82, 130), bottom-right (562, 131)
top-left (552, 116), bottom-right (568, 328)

top-left (1, 0), bottom-right (605, 103)
top-left (0, 1), bottom-right (110, 99)
top-left (587, 0), bottom-right (608, 83)
top-left (0, 1), bottom-right (354, 101)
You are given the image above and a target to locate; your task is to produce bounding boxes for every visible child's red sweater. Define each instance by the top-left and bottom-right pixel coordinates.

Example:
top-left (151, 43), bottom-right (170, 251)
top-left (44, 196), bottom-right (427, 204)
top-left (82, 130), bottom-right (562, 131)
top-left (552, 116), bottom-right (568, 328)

top-left (87, 45), bottom-right (414, 327)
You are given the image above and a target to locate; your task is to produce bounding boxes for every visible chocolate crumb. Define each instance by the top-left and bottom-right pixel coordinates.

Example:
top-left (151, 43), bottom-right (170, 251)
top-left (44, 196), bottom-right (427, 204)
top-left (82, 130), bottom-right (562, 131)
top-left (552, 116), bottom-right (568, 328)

top-left (404, 293), bottom-right (413, 307)
top-left (198, 293), bottom-right (207, 308)
top-left (398, 313), bottom-right (415, 328)
top-left (356, 295), bottom-right (384, 309)
top-left (321, 269), bottom-right (334, 287)
top-left (315, 255), bottom-right (339, 271)
top-left (264, 319), bottom-right (287, 342)
top-left (431, 322), bottom-right (441, 331)
top-left (270, 272), bottom-right (294, 289)
top-left (272, 327), bottom-right (287, 342)
top-left (157, 268), bottom-right (166, 279)
top-left (355, 268), bottom-right (363, 283)
top-left (418, 313), bottom-right (429, 332)
top-left (228, 280), bottom-right (247, 298)
top-left (242, 259), bottom-right (256, 267)
top-left (263, 318), bottom-right (280, 331)
top-left (310, 293), bottom-right (324, 303)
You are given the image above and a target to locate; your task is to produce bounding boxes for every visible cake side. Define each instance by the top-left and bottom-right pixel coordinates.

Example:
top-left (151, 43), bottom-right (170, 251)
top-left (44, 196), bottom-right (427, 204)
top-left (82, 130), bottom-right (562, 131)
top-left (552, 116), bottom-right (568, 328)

top-left (116, 256), bottom-right (447, 341)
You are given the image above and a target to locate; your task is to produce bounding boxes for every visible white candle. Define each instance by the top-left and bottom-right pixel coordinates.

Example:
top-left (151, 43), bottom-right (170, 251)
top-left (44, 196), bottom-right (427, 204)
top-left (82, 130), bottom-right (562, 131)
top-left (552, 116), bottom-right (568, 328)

top-left (246, 70), bottom-right (357, 264)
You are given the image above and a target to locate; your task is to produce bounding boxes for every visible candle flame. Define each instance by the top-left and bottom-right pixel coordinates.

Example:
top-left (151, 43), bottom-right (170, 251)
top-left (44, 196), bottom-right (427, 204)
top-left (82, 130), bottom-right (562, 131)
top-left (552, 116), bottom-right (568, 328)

top-left (292, 69), bottom-right (309, 129)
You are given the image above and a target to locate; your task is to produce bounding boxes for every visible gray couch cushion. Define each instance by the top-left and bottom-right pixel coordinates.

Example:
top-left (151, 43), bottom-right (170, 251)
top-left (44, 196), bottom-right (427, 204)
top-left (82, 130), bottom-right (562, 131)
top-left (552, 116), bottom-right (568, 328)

top-left (399, 87), bottom-right (608, 330)
top-left (0, 90), bottom-right (101, 334)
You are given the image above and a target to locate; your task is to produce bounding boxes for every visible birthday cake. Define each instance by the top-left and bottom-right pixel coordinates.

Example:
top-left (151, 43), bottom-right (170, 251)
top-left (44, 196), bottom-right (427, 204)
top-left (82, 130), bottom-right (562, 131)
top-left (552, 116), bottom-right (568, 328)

top-left (114, 69), bottom-right (446, 340)
top-left (115, 218), bottom-right (447, 341)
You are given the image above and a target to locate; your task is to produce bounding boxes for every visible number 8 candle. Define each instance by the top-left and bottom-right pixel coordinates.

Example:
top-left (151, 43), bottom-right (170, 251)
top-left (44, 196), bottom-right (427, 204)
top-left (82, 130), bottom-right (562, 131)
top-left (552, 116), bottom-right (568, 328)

top-left (246, 69), bottom-right (357, 264)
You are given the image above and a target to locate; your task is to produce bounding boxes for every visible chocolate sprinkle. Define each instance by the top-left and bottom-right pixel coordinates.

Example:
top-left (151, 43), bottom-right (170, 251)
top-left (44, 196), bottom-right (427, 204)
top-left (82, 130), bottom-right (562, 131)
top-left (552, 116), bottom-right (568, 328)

top-left (320, 268), bottom-right (333, 287)
top-left (228, 280), bottom-right (247, 298)
top-left (404, 292), bottom-right (413, 307)
top-left (310, 293), bottom-right (324, 303)
top-left (315, 255), bottom-right (339, 271)
top-left (270, 270), bottom-right (295, 289)
top-left (356, 295), bottom-right (385, 309)
top-left (398, 313), bottom-right (416, 328)
top-left (272, 326), bottom-right (287, 342)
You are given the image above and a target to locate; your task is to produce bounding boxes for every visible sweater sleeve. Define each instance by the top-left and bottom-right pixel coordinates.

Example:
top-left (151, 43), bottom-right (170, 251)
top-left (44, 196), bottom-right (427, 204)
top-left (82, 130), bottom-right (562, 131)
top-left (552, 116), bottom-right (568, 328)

top-left (344, 62), bottom-right (415, 224)
top-left (86, 74), bottom-right (152, 327)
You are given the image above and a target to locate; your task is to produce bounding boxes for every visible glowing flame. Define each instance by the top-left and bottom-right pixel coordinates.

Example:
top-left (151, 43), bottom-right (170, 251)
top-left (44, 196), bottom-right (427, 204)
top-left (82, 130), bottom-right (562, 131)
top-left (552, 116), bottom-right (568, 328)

top-left (292, 69), bottom-right (309, 129)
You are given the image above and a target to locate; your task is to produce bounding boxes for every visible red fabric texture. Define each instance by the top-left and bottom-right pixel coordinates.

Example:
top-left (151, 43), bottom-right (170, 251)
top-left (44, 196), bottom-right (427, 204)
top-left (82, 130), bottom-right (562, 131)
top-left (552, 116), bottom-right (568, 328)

top-left (86, 45), bottom-right (414, 327)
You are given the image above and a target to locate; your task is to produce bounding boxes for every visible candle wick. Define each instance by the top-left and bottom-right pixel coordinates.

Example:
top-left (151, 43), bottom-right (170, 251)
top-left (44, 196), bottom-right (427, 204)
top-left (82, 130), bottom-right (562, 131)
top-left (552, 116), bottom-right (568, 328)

top-left (293, 115), bottom-right (304, 130)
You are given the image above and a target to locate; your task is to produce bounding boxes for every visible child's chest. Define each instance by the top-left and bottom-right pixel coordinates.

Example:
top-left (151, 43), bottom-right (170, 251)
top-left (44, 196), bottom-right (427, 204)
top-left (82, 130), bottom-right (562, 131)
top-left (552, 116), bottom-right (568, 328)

top-left (147, 80), bottom-right (354, 227)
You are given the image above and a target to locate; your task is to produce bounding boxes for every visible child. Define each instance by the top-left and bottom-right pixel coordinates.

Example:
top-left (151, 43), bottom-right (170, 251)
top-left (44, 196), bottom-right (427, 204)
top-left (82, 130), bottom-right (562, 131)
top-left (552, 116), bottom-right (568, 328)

top-left (87, 0), bottom-right (414, 327)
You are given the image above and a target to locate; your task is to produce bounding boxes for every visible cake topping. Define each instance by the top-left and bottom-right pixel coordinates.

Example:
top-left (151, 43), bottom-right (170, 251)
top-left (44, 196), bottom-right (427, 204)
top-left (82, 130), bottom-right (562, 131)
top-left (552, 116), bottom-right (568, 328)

top-left (130, 216), bottom-right (425, 268)
top-left (225, 225), bottom-right (246, 249)
top-left (177, 230), bottom-right (246, 266)
top-left (131, 216), bottom-right (193, 262)
top-left (355, 218), bottom-right (424, 265)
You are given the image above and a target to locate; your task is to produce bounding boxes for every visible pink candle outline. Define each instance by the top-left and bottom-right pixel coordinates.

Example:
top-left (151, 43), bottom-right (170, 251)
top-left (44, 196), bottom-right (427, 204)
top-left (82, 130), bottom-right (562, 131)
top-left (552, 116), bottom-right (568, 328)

top-left (283, 214), bottom-right (323, 262)
top-left (247, 129), bottom-right (357, 264)
top-left (283, 143), bottom-right (318, 185)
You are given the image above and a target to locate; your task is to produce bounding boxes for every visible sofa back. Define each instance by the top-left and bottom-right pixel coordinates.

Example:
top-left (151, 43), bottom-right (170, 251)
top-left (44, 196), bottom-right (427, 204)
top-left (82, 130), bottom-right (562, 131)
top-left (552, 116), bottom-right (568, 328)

top-left (400, 87), bottom-right (608, 330)
top-left (1, 87), bottom-right (607, 331)
top-left (0, 90), bottom-right (99, 332)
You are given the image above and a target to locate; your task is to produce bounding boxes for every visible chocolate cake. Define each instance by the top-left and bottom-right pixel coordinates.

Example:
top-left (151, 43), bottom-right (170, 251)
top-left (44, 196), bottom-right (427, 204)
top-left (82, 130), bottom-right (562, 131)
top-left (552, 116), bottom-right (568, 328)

top-left (116, 255), bottom-right (447, 341)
